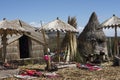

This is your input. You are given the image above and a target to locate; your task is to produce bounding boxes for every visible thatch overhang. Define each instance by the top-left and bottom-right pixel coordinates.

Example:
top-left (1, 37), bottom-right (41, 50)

top-left (0, 20), bottom-right (27, 35)
top-left (10, 19), bottom-right (48, 45)
top-left (39, 18), bottom-right (78, 33)
top-left (101, 15), bottom-right (120, 29)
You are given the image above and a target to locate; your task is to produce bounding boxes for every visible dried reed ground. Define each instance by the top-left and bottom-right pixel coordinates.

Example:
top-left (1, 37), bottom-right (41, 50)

top-left (3, 62), bottom-right (120, 80)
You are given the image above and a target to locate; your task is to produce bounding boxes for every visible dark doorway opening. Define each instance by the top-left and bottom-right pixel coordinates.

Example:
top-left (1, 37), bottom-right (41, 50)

top-left (19, 35), bottom-right (30, 58)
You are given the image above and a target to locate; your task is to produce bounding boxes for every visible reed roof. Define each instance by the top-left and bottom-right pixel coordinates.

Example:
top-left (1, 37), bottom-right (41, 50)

top-left (78, 12), bottom-right (106, 42)
top-left (11, 19), bottom-right (48, 44)
top-left (0, 19), bottom-right (27, 35)
top-left (101, 15), bottom-right (120, 28)
top-left (39, 18), bottom-right (78, 33)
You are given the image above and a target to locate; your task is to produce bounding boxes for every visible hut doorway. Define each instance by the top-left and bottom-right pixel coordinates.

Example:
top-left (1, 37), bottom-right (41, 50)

top-left (19, 35), bottom-right (30, 58)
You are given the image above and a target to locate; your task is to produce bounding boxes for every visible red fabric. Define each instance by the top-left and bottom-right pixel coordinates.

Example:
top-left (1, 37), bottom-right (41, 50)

top-left (77, 63), bottom-right (102, 71)
top-left (85, 63), bottom-right (102, 71)
top-left (76, 63), bottom-right (81, 68)
top-left (20, 70), bottom-right (43, 76)
top-left (86, 63), bottom-right (95, 66)
top-left (89, 66), bottom-right (102, 71)
top-left (26, 70), bottom-right (36, 76)
top-left (44, 55), bottom-right (51, 61)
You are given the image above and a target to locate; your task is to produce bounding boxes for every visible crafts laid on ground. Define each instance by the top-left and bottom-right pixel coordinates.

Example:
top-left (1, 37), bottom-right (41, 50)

top-left (55, 62), bottom-right (77, 69)
top-left (14, 75), bottom-right (37, 80)
top-left (77, 63), bottom-right (102, 71)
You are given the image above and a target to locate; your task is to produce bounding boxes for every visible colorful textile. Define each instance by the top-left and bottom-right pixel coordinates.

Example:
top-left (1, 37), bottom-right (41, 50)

top-left (19, 69), bottom-right (43, 77)
top-left (44, 72), bottom-right (59, 78)
top-left (77, 63), bottom-right (102, 71)
top-left (44, 55), bottom-right (51, 61)
top-left (14, 75), bottom-right (37, 79)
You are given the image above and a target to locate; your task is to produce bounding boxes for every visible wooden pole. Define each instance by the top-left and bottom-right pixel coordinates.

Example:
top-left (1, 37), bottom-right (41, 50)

top-left (57, 31), bottom-right (60, 62)
top-left (40, 21), bottom-right (48, 53)
top-left (109, 37), bottom-right (113, 59)
top-left (2, 33), bottom-right (7, 63)
top-left (41, 29), bottom-right (47, 53)
top-left (114, 27), bottom-right (118, 56)
top-left (40, 21), bottom-right (51, 70)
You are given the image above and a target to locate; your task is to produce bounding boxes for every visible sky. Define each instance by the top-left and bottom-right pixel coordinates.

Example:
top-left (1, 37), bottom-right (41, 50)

top-left (0, 0), bottom-right (120, 36)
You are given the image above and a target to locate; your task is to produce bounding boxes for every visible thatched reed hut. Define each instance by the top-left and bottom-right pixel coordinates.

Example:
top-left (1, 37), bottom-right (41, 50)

top-left (39, 18), bottom-right (78, 51)
top-left (0, 19), bottom-right (48, 62)
top-left (101, 15), bottom-right (120, 56)
top-left (78, 12), bottom-right (108, 63)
